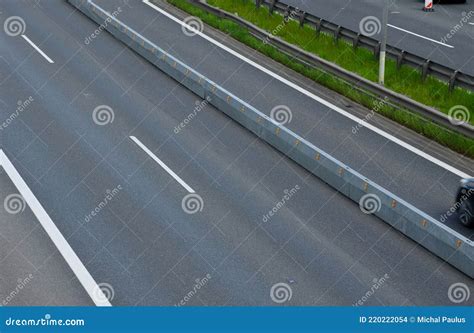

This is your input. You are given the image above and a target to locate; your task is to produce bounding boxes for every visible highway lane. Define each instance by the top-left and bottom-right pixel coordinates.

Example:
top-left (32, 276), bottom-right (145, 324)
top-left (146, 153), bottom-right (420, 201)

top-left (281, 0), bottom-right (474, 76)
top-left (92, 0), bottom-right (474, 239)
top-left (0, 171), bottom-right (93, 306)
top-left (0, 0), bottom-right (472, 307)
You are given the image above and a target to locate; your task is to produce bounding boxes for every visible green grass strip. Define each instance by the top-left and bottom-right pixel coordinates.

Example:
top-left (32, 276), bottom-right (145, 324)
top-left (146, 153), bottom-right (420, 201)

top-left (160, 0), bottom-right (474, 158)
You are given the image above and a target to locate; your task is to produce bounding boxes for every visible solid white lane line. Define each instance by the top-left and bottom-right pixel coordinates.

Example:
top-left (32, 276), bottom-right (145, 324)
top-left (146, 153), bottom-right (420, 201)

top-left (142, 0), bottom-right (470, 179)
top-left (469, 22), bottom-right (474, 26)
top-left (130, 136), bottom-right (195, 193)
top-left (21, 35), bottom-right (54, 63)
top-left (387, 24), bottom-right (454, 48)
top-left (0, 150), bottom-right (111, 307)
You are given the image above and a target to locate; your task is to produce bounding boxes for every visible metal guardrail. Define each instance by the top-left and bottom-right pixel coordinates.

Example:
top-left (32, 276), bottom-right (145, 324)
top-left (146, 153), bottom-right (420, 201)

top-left (189, 0), bottom-right (474, 139)
top-left (69, 0), bottom-right (474, 277)
top-left (257, 0), bottom-right (474, 92)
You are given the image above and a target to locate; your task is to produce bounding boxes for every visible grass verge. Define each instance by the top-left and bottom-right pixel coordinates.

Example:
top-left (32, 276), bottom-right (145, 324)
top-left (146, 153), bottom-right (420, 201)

top-left (160, 0), bottom-right (474, 158)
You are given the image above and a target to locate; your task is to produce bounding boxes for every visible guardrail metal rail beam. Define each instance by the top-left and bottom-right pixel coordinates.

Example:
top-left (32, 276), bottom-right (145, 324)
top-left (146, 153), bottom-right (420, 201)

top-left (257, 0), bottom-right (474, 92)
top-left (189, 0), bottom-right (474, 139)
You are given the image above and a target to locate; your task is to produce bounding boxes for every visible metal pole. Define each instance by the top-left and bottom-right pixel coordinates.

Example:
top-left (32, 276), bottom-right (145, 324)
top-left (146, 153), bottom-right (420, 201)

top-left (378, 0), bottom-right (389, 85)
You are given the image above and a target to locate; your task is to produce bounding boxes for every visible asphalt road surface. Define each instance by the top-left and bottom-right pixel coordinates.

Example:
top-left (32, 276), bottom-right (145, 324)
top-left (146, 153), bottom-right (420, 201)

top-left (0, 170), bottom-right (93, 306)
top-left (283, 0), bottom-right (474, 75)
top-left (0, 0), bottom-right (472, 306)
top-left (97, 0), bottom-right (474, 237)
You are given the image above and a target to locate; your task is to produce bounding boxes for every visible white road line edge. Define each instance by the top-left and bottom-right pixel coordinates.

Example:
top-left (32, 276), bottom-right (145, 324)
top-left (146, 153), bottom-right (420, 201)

top-left (142, 0), bottom-right (470, 179)
top-left (0, 150), bottom-right (111, 307)
top-left (130, 136), bottom-right (195, 193)
top-left (387, 24), bottom-right (454, 48)
top-left (21, 35), bottom-right (54, 64)
top-left (469, 22), bottom-right (474, 26)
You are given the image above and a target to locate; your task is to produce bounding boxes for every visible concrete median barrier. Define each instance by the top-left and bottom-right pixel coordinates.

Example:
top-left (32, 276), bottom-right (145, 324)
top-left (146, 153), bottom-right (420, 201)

top-left (68, 0), bottom-right (474, 278)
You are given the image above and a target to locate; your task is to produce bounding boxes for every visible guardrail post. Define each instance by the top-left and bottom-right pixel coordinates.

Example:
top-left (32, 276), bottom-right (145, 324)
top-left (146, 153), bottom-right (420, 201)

top-left (283, 6), bottom-right (290, 20)
top-left (334, 26), bottom-right (341, 43)
top-left (422, 60), bottom-right (431, 81)
top-left (396, 51), bottom-right (405, 70)
top-left (449, 70), bottom-right (458, 92)
top-left (269, 0), bottom-right (277, 14)
top-left (315, 19), bottom-right (323, 35)
top-left (255, 0), bottom-right (261, 9)
top-left (373, 42), bottom-right (381, 58)
top-left (353, 33), bottom-right (361, 49)
top-left (299, 12), bottom-right (306, 27)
